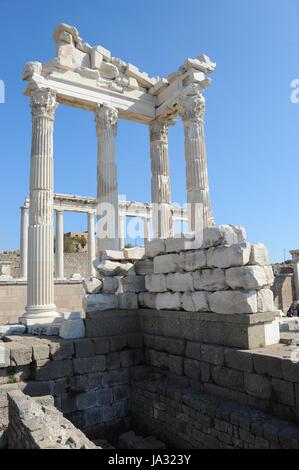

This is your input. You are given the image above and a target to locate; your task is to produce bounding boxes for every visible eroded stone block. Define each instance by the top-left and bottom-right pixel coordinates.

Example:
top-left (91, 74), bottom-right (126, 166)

top-left (207, 243), bottom-right (251, 269)
top-left (83, 294), bottom-right (118, 313)
top-left (166, 273), bottom-right (194, 292)
top-left (145, 274), bottom-right (167, 293)
top-left (182, 292), bottom-right (209, 312)
top-left (209, 290), bottom-right (257, 314)
top-left (178, 250), bottom-right (207, 272)
top-left (156, 292), bottom-right (181, 310)
top-left (193, 269), bottom-right (227, 291)
top-left (145, 239), bottom-right (166, 258)
top-left (154, 254), bottom-right (180, 274)
top-left (225, 266), bottom-right (270, 290)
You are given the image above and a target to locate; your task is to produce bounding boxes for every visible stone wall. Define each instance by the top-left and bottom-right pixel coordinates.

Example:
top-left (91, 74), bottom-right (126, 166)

top-left (0, 281), bottom-right (85, 325)
top-left (0, 333), bottom-right (145, 447)
top-left (7, 391), bottom-right (96, 449)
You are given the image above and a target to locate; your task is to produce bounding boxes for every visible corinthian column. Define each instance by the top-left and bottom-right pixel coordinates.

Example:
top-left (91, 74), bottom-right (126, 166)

top-left (179, 94), bottom-right (214, 232)
top-left (95, 105), bottom-right (120, 253)
top-left (20, 205), bottom-right (29, 279)
top-left (55, 209), bottom-right (65, 280)
top-left (21, 88), bottom-right (60, 326)
top-left (149, 120), bottom-right (173, 239)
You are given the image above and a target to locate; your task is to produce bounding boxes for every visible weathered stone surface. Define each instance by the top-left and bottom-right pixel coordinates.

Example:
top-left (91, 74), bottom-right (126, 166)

top-left (82, 277), bottom-right (103, 294)
top-left (264, 320), bottom-right (280, 346)
top-left (142, 293), bottom-right (157, 309)
top-left (257, 289), bottom-right (275, 313)
top-left (145, 239), bottom-right (166, 258)
top-left (154, 254), bottom-right (180, 274)
top-left (209, 291), bottom-right (257, 314)
top-left (166, 273), bottom-right (194, 292)
top-left (182, 292), bottom-right (209, 312)
top-left (134, 259), bottom-right (154, 275)
top-left (94, 259), bottom-right (135, 277)
top-left (156, 293), bottom-right (181, 310)
top-left (226, 266), bottom-right (270, 290)
top-left (99, 250), bottom-right (125, 261)
top-left (202, 225), bottom-right (246, 248)
top-left (92, 338), bottom-right (110, 355)
top-left (193, 268), bottom-right (227, 291)
top-left (121, 276), bottom-right (145, 293)
top-left (207, 243), bottom-right (251, 269)
top-left (178, 250), bottom-right (207, 272)
top-left (74, 339), bottom-right (94, 358)
top-left (118, 293), bottom-right (139, 309)
top-left (244, 373), bottom-right (272, 399)
top-left (0, 325), bottom-right (26, 338)
top-left (59, 312), bottom-right (85, 340)
top-left (101, 277), bottom-right (120, 293)
top-left (9, 343), bottom-right (32, 367)
top-left (250, 244), bottom-right (269, 267)
top-left (165, 235), bottom-right (196, 254)
top-left (83, 293), bottom-right (118, 312)
top-left (124, 247), bottom-right (145, 260)
top-left (145, 274), bottom-right (167, 293)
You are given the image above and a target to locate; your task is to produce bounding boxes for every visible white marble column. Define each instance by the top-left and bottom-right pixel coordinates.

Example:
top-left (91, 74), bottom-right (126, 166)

top-left (21, 88), bottom-right (60, 326)
top-left (119, 214), bottom-right (125, 250)
top-left (55, 209), bottom-right (65, 280)
top-left (179, 94), bottom-right (214, 232)
top-left (143, 216), bottom-right (151, 243)
top-left (87, 212), bottom-right (96, 277)
top-left (149, 120), bottom-right (173, 239)
top-left (20, 205), bottom-right (29, 279)
top-left (95, 104), bottom-right (120, 253)
top-left (290, 250), bottom-right (299, 301)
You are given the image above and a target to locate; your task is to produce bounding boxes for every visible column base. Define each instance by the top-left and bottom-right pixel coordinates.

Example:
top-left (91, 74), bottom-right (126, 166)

top-left (20, 306), bottom-right (61, 326)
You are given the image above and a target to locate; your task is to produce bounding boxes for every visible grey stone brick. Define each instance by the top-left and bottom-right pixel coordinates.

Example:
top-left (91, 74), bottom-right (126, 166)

top-left (167, 355), bottom-right (183, 376)
top-left (102, 368), bottom-right (129, 387)
top-left (33, 359), bottom-right (73, 381)
top-left (224, 348), bottom-right (253, 373)
top-left (74, 339), bottom-right (94, 358)
top-left (48, 340), bottom-right (74, 361)
top-left (127, 334), bottom-right (143, 349)
top-left (120, 350), bottom-right (134, 368)
top-left (76, 390), bottom-right (97, 410)
top-left (110, 336), bottom-right (127, 352)
top-left (253, 353), bottom-right (282, 379)
top-left (154, 336), bottom-right (185, 355)
top-left (201, 344), bottom-right (224, 366)
top-left (272, 378), bottom-right (295, 407)
top-left (96, 388), bottom-right (113, 405)
top-left (9, 343), bottom-right (32, 367)
top-left (185, 342), bottom-right (201, 361)
top-left (73, 356), bottom-right (106, 375)
top-left (212, 366), bottom-right (244, 391)
top-left (92, 338), bottom-right (110, 355)
top-left (244, 373), bottom-right (272, 400)
top-left (106, 352), bottom-right (121, 370)
top-left (184, 358), bottom-right (201, 380)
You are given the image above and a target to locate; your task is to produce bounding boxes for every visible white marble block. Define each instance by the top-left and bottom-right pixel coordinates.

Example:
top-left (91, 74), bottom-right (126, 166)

top-left (101, 277), bottom-right (120, 293)
top-left (182, 292), bottom-right (209, 312)
top-left (193, 268), bottom-right (227, 291)
top-left (59, 312), bottom-right (85, 340)
top-left (100, 250), bottom-right (125, 261)
top-left (83, 277), bottom-right (103, 294)
top-left (156, 292), bottom-right (181, 310)
top-left (207, 243), bottom-right (251, 269)
top-left (154, 254), bottom-right (180, 274)
top-left (142, 292), bottom-right (157, 309)
top-left (166, 273), bottom-right (194, 292)
top-left (264, 320), bottom-right (280, 346)
top-left (145, 239), bottom-right (166, 258)
top-left (118, 293), bottom-right (139, 309)
top-left (203, 225), bottom-right (246, 248)
top-left (257, 289), bottom-right (275, 312)
top-left (145, 274), bottom-right (167, 293)
top-left (165, 234), bottom-right (196, 254)
top-left (83, 293), bottom-right (118, 312)
top-left (250, 243), bottom-right (269, 267)
top-left (124, 247), bottom-right (145, 260)
top-left (178, 250), bottom-right (207, 272)
top-left (209, 290), bottom-right (257, 314)
top-left (225, 266), bottom-right (269, 290)
top-left (121, 275), bottom-right (145, 293)
top-left (94, 259), bottom-right (135, 277)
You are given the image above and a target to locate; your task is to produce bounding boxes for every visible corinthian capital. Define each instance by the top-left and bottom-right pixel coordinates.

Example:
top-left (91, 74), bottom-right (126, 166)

top-left (149, 120), bottom-right (169, 143)
top-left (30, 88), bottom-right (57, 120)
top-left (179, 94), bottom-right (206, 123)
top-left (95, 104), bottom-right (118, 135)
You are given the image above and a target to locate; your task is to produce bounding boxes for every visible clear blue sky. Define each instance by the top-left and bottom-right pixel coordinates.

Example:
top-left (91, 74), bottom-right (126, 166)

top-left (0, 0), bottom-right (299, 262)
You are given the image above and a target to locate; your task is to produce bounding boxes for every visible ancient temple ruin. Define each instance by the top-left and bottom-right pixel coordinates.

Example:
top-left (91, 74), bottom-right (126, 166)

top-left (1, 24), bottom-right (299, 451)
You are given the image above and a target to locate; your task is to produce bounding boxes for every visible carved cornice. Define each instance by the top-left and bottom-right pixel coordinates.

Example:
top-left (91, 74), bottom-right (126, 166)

top-left (149, 120), bottom-right (169, 143)
top-left (30, 88), bottom-right (57, 120)
top-left (95, 104), bottom-right (118, 134)
top-left (179, 94), bottom-right (206, 123)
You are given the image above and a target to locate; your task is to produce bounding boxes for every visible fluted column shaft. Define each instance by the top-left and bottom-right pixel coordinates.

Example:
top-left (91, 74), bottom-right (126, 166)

top-left (149, 120), bottom-right (172, 239)
top-left (87, 212), bottom-right (96, 277)
top-left (143, 216), bottom-right (151, 243)
top-left (95, 105), bottom-right (120, 253)
top-left (20, 206), bottom-right (29, 279)
top-left (21, 88), bottom-right (59, 325)
top-left (55, 209), bottom-right (65, 280)
top-left (119, 214), bottom-right (125, 250)
top-left (179, 94), bottom-right (214, 232)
